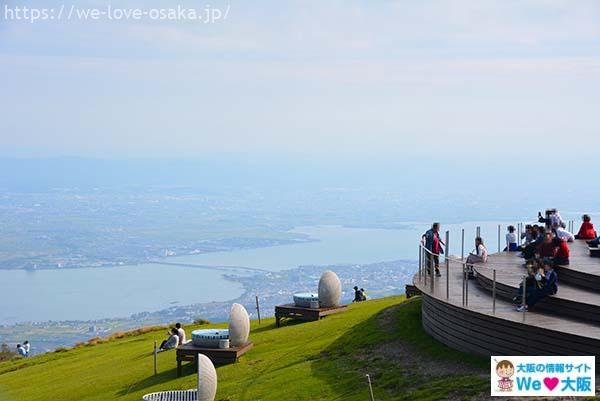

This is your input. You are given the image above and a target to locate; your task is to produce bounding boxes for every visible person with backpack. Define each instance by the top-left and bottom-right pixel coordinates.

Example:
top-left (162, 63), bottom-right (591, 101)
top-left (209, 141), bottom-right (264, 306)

top-left (421, 222), bottom-right (445, 277)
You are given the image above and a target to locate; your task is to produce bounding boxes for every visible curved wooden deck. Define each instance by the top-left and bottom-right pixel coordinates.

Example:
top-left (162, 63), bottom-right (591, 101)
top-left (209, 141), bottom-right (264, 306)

top-left (414, 239), bottom-right (600, 356)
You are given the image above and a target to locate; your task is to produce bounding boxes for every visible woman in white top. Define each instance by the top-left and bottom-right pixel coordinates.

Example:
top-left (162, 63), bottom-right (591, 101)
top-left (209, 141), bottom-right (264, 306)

top-left (467, 237), bottom-right (488, 264)
top-left (159, 328), bottom-right (180, 351)
top-left (505, 225), bottom-right (518, 252)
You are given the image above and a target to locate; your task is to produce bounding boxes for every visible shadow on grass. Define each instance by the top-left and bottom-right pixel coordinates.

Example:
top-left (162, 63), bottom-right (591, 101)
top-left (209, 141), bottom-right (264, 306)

top-left (250, 317), bottom-right (310, 335)
top-left (310, 297), bottom-right (488, 401)
top-left (116, 361), bottom-right (198, 397)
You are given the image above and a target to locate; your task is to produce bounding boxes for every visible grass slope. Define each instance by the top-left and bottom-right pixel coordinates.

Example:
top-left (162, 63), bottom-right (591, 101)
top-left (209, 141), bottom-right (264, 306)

top-left (0, 296), bottom-right (490, 401)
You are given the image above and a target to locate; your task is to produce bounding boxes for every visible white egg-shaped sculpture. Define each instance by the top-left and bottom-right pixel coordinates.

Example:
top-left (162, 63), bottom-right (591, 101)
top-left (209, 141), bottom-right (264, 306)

top-left (318, 270), bottom-right (342, 308)
top-left (197, 354), bottom-right (217, 401)
top-left (228, 303), bottom-right (250, 347)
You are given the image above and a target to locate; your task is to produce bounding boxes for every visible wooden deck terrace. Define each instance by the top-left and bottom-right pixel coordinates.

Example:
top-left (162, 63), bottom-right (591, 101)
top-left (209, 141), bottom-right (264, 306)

top-left (414, 239), bottom-right (600, 356)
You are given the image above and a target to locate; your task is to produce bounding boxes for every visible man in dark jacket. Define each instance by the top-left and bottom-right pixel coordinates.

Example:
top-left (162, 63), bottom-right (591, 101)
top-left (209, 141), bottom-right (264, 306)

top-left (421, 222), bottom-right (445, 277)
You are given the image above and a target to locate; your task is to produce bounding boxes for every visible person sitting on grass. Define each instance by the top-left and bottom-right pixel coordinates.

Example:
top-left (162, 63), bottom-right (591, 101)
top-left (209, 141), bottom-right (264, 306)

top-left (360, 288), bottom-right (368, 301)
top-left (576, 214), bottom-right (597, 240)
top-left (517, 262), bottom-right (558, 312)
top-left (553, 237), bottom-right (570, 265)
top-left (353, 286), bottom-right (362, 302)
top-left (16, 344), bottom-right (27, 357)
top-left (505, 225), bottom-right (518, 252)
top-left (159, 328), bottom-right (180, 352)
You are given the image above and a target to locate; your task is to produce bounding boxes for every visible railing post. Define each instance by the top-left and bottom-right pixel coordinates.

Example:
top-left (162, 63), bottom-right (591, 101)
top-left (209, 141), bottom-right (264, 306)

top-left (461, 263), bottom-right (465, 306)
top-left (522, 275), bottom-right (527, 317)
top-left (461, 228), bottom-right (465, 261)
top-left (492, 269), bottom-right (496, 314)
top-left (255, 295), bottom-right (261, 325)
top-left (418, 244), bottom-right (422, 282)
top-left (476, 226), bottom-right (481, 238)
top-left (153, 341), bottom-right (157, 376)
top-left (430, 249), bottom-right (434, 293)
top-left (445, 230), bottom-right (450, 300)
top-left (497, 224), bottom-right (501, 252)
top-left (518, 223), bottom-right (522, 245)
top-left (422, 246), bottom-right (427, 286)
top-left (465, 264), bottom-right (469, 306)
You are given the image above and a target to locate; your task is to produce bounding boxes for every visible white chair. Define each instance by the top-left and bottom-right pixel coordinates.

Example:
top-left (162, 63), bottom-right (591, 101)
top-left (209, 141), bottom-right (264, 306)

top-left (142, 354), bottom-right (217, 401)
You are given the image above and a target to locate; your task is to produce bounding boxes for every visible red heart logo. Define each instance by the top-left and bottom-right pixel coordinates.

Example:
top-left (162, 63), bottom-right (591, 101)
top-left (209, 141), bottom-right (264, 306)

top-left (543, 377), bottom-right (559, 391)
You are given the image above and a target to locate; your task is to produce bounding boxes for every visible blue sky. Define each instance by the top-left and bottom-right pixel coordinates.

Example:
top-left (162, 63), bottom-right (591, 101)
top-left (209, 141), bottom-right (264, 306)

top-left (1, 0), bottom-right (600, 160)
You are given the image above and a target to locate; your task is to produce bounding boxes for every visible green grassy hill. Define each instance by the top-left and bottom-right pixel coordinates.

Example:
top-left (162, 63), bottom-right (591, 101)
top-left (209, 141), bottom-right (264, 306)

top-left (0, 296), bottom-right (489, 401)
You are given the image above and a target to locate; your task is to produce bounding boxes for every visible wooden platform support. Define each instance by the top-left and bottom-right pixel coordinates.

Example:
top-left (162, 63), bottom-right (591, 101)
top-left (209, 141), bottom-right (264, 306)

top-left (274, 304), bottom-right (347, 327)
top-left (176, 342), bottom-right (253, 377)
top-left (414, 238), bottom-right (600, 356)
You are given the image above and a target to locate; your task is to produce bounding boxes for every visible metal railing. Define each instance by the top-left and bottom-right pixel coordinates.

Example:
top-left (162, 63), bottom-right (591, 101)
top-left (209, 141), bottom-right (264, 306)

top-left (418, 227), bottom-right (501, 311)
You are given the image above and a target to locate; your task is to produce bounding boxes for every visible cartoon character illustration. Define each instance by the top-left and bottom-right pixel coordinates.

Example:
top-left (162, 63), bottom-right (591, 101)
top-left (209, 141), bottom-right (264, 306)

top-left (496, 360), bottom-right (515, 392)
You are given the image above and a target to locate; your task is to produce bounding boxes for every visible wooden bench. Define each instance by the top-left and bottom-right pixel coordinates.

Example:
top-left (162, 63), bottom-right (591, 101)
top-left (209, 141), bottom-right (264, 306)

top-left (175, 342), bottom-right (253, 377)
top-left (274, 303), bottom-right (347, 327)
top-left (405, 284), bottom-right (422, 298)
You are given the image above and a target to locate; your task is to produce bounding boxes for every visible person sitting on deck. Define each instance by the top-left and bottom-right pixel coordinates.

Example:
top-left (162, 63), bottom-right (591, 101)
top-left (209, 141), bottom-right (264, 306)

top-left (576, 214), bottom-right (597, 240)
top-left (465, 237), bottom-right (488, 278)
top-left (552, 237), bottom-right (570, 265)
top-left (421, 222), bottom-right (445, 277)
top-left (538, 231), bottom-right (556, 259)
top-left (513, 260), bottom-right (544, 304)
top-left (159, 328), bottom-right (180, 352)
top-left (504, 225), bottom-right (518, 252)
top-left (520, 224), bottom-right (534, 247)
top-left (466, 237), bottom-right (488, 264)
top-left (553, 223), bottom-right (575, 243)
top-left (522, 226), bottom-right (544, 260)
top-left (175, 322), bottom-right (187, 346)
top-left (517, 262), bottom-right (558, 312)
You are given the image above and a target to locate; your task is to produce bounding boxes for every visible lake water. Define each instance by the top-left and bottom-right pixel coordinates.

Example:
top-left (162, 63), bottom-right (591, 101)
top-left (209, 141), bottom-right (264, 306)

top-left (0, 221), bottom-right (516, 325)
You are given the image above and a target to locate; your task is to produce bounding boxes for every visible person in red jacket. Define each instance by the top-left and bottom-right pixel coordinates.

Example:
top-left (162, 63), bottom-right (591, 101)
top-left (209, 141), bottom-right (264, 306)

top-left (576, 214), bottom-right (597, 240)
top-left (553, 237), bottom-right (570, 265)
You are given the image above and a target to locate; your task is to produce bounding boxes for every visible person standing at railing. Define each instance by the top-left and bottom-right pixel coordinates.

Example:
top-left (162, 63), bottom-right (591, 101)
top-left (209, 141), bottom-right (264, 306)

top-left (505, 226), bottom-right (518, 252)
top-left (421, 222), bottom-right (445, 277)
